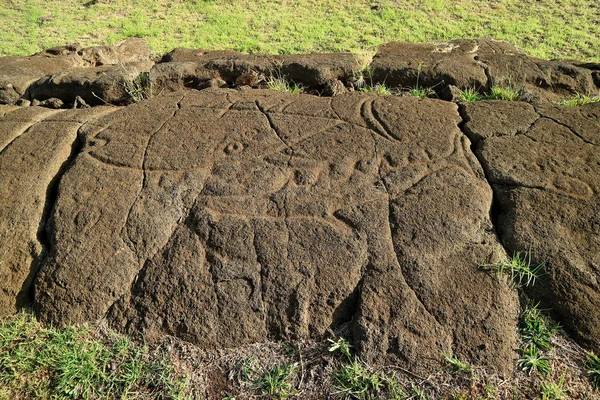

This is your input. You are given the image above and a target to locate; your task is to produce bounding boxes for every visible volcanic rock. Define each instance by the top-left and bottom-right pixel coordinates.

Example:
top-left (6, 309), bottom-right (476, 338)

top-left (462, 100), bottom-right (600, 351)
top-left (12, 89), bottom-right (521, 375)
top-left (1, 40), bottom-right (600, 379)
top-left (0, 39), bottom-right (153, 105)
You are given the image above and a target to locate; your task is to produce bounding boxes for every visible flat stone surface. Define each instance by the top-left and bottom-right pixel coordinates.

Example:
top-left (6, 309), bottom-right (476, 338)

top-left (461, 100), bottom-right (540, 142)
top-left (17, 89), bottom-right (519, 375)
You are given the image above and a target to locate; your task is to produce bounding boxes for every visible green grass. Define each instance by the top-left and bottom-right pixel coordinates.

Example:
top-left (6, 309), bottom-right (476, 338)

top-left (124, 71), bottom-right (153, 103)
top-left (0, 312), bottom-right (190, 399)
top-left (556, 93), bottom-right (600, 106)
top-left (265, 74), bottom-right (303, 94)
top-left (515, 303), bottom-right (559, 377)
top-left (256, 363), bottom-right (297, 399)
top-left (406, 385), bottom-right (432, 400)
top-left (459, 87), bottom-right (483, 102)
top-left (443, 353), bottom-right (474, 376)
top-left (517, 346), bottom-right (551, 376)
top-left (236, 356), bottom-right (260, 383)
top-left (486, 86), bottom-right (521, 101)
top-left (332, 359), bottom-right (384, 399)
top-left (585, 352), bottom-right (600, 388)
top-left (328, 337), bottom-right (353, 361)
top-left (329, 338), bottom-right (385, 399)
top-left (234, 356), bottom-right (297, 399)
top-left (540, 372), bottom-right (567, 400)
top-left (0, 1), bottom-right (598, 61)
top-left (360, 83), bottom-right (392, 95)
top-left (479, 250), bottom-right (545, 288)
top-left (459, 86), bottom-right (522, 102)
top-left (520, 302), bottom-right (560, 351)
top-left (408, 87), bottom-right (434, 99)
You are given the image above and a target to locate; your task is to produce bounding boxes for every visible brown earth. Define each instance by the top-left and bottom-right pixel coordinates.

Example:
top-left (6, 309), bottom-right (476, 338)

top-left (0, 39), bottom-right (599, 379)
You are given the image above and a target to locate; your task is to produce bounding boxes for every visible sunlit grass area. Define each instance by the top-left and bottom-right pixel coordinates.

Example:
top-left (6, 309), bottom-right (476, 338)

top-left (0, 313), bottom-right (190, 399)
top-left (0, 0), bottom-right (598, 61)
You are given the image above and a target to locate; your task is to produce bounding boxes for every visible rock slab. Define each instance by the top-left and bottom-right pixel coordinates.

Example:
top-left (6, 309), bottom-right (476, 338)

top-left (0, 89), bottom-right (521, 374)
top-left (462, 100), bottom-right (600, 351)
top-left (1, 40), bottom-right (600, 377)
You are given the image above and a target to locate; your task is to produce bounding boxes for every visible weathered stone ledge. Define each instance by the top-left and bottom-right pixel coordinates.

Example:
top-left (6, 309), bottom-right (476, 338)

top-left (1, 38), bottom-right (599, 108)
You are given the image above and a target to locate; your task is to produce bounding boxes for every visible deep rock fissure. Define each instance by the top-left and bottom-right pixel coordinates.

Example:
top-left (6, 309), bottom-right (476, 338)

top-left (25, 126), bottom-right (86, 308)
top-left (455, 106), bottom-right (507, 251)
top-left (474, 56), bottom-right (493, 90)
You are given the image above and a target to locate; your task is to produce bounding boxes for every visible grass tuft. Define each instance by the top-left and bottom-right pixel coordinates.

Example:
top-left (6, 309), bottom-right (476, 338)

top-left (125, 71), bottom-right (153, 103)
top-left (480, 250), bottom-right (545, 288)
top-left (517, 346), bottom-right (551, 376)
top-left (0, 312), bottom-right (189, 399)
top-left (486, 86), bottom-right (521, 101)
top-left (408, 87), bottom-right (434, 99)
top-left (328, 337), bottom-right (353, 361)
top-left (407, 385), bottom-right (432, 400)
top-left (520, 302), bottom-right (560, 351)
top-left (118, 62), bottom-right (152, 103)
top-left (359, 83), bottom-right (392, 95)
top-left (266, 73), bottom-right (303, 94)
top-left (556, 93), bottom-right (600, 106)
top-left (443, 353), bottom-right (474, 376)
top-left (459, 87), bottom-right (482, 102)
top-left (540, 371), bottom-right (567, 400)
top-left (460, 86), bottom-right (523, 102)
top-left (236, 356), bottom-right (259, 383)
top-left (332, 358), bottom-right (384, 399)
top-left (584, 352), bottom-right (600, 388)
top-left (256, 363), bottom-right (297, 399)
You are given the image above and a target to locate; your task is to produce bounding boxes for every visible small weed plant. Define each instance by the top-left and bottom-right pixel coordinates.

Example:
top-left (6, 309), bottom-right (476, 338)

top-left (126, 71), bottom-right (153, 102)
top-left (328, 337), bottom-right (353, 360)
top-left (329, 337), bottom-right (412, 399)
top-left (266, 73), bottom-right (303, 93)
top-left (256, 363), bottom-right (297, 399)
top-left (360, 82), bottom-right (392, 95)
top-left (520, 302), bottom-right (560, 351)
top-left (118, 62), bottom-right (152, 103)
top-left (332, 358), bottom-right (384, 399)
top-left (540, 371), bottom-right (567, 399)
top-left (352, 51), bottom-right (374, 89)
top-left (556, 93), bottom-right (600, 106)
top-left (460, 86), bottom-right (522, 102)
top-left (585, 352), bottom-right (600, 388)
top-left (407, 385), bottom-right (432, 400)
top-left (480, 250), bottom-right (545, 288)
top-left (517, 346), bottom-right (551, 375)
top-left (406, 62), bottom-right (435, 98)
top-left (408, 87), bottom-right (434, 99)
top-left (459, 87), bottom-right (482, 102)
top-left (450, 392), bottom-right (469, 400)
top-left (236, 356), bottom-right (259, 382)
top-left (384, 372), bottom-right (407, 399)
top-left (514, 300), bottom-right (558, 376)
top-left (443, 353), bottom-right (474, 376)
top-left (486, 86), bottom-right (521, 101)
